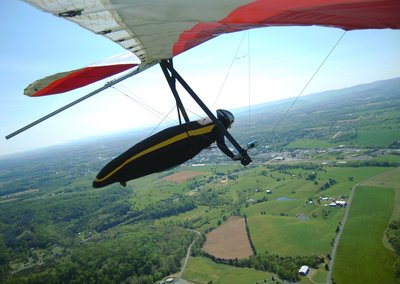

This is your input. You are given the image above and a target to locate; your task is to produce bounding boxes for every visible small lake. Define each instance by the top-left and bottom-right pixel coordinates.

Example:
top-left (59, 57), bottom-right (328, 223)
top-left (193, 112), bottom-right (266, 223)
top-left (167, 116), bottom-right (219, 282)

top-left (297, 214), bottom-right (309, 221)
top-left (276, 196), bottom-right (295, 201)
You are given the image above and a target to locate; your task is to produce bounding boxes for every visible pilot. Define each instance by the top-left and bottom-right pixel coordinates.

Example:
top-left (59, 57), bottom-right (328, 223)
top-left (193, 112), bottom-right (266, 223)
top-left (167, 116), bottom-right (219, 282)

top-left (93, 109), bottom-right (250, 188)
top-left (199, 109), bottom-right (242, 161)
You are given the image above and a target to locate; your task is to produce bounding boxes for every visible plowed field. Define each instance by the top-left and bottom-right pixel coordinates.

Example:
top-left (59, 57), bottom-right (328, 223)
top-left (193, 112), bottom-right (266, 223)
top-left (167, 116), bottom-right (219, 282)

top-left (202, 217), bottom-right (253, 259)
top-left (164, 171), bottom-right (204, 183)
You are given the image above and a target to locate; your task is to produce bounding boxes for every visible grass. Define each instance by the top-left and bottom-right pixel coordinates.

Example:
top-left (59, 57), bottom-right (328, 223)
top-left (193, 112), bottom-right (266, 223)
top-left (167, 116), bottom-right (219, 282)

top-left (315, 167), bottom-right (390, 197)
top-left (183, 256), bottom-right (277, 284)
top-left (332, 186), bottom-right (397, 284)
top-left (372, 154), bottom-right (400, 163)
top-left (362, 168), bottom-right (400, 220)
top-left (286, 138), bottom-right (335, 149)
top-left (353, 128), bottom-right (400, 147)
top-left (247, 213), bottom-right (340, 256)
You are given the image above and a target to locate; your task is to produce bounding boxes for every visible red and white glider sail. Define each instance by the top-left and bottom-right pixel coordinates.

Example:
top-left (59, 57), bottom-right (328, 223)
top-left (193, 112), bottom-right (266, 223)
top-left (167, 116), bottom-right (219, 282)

top-left (24, 0), bottom-right (400, 96)
top-left (24, 52), bottom-right (141, 97)
top-left (25, 63), bottom-right (138, 97)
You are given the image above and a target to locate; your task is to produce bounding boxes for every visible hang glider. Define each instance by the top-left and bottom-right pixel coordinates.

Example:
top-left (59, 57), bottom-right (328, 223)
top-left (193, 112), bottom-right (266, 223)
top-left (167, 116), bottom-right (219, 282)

top-left (23, 0), bottom-right (400, 97)
top-left (8, 0), bottom-right (400, 142)
top-left (8, 0), bottom-right (399, 185)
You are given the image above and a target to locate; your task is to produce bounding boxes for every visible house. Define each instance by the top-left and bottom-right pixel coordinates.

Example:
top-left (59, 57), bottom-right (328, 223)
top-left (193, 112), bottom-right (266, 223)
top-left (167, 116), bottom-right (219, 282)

top-left (299, 265), bottom-right (310, 276)
top-left (335, 200), bottom-right (347, 207)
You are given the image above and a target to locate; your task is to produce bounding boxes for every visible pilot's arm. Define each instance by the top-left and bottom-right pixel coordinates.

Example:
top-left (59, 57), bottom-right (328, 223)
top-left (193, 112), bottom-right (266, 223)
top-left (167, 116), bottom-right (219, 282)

top-left (215, 132), bottom-right (241, 160)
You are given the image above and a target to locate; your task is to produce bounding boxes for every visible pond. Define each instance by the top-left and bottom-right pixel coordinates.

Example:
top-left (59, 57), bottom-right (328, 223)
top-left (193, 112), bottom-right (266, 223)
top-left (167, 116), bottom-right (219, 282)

top-left (276, 196), bottom-right (295, 201)
top-left (296, 213), bottom-right (309, 221)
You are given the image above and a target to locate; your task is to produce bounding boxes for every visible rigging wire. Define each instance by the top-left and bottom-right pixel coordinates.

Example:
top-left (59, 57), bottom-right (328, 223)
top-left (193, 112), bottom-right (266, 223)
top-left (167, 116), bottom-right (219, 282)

top-left (212, 31), bottom-right (248, 110)
top-left (247, 30), bottom-right (252, 138)
top-left (147, 106), bottom-right (176, 136)
top-left (271, 31), bottom-right (347, 132)
top-left (112, 84), bottom-right (207, 137)
top-left (111, 84), bottom-right (177, 126)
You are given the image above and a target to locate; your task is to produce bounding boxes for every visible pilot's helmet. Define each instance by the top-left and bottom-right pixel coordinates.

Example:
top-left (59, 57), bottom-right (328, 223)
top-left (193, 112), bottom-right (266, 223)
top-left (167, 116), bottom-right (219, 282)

top-left (216, 109), bottom-right (234, 128)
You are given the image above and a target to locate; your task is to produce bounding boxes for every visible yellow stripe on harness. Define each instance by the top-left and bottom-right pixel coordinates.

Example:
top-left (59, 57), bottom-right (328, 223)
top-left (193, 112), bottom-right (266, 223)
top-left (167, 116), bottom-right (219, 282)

top-left (95, 124), bottom-right (215, 183)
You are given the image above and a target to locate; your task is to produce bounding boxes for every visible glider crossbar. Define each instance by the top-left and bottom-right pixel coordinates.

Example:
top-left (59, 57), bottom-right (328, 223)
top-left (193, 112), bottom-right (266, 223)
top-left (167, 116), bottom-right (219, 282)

top-left (6, 68), bottom-right (139, 140)
top-left (160, 59), bottom-right (251, 163)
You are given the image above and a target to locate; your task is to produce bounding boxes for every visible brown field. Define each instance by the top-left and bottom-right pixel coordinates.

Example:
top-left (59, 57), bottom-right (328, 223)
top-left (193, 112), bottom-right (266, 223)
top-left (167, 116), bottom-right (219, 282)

top-left (163, 171), bottom-right (204, 183)
top-left (202, 217), bottom-right (253, 259)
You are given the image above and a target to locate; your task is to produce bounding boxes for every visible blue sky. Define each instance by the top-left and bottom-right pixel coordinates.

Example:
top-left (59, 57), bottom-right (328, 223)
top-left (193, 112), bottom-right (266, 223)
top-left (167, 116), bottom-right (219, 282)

top-left (1, 1), bottom-right (399, 156)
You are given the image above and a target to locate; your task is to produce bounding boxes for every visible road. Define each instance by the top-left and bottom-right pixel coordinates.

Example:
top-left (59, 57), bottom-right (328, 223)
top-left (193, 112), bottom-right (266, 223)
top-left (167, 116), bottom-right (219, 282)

top-left (326, 180), bottom-right (362, 284)
top-left (178, 229), bottom-right (201, 280)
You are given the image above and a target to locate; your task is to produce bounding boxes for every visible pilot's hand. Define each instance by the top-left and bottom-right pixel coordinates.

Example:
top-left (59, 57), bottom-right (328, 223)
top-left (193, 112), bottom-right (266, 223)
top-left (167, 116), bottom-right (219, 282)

top-left (232, 154), bottom-right (242, 161)
top-left (240, 152), bottom-right (252, 166)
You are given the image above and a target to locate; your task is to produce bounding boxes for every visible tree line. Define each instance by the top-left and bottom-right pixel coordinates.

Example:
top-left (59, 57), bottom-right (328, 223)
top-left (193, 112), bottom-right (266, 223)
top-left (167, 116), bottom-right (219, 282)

top-left (201, 250), bottom-right (324, 282)
top-left (386, 219), bottom-right (400, 280)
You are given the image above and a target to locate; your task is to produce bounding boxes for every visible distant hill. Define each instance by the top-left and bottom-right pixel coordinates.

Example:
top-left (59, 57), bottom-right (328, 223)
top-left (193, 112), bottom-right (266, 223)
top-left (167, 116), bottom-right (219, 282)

top-left (232, 77), bottom-right (400, 149)
top-left (236, 77), bottom-right (400, 118)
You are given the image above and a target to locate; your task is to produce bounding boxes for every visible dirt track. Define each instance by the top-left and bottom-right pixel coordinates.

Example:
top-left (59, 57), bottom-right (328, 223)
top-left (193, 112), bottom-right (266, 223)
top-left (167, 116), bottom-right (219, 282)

top-left (164, 171), bottom-right (204, 183)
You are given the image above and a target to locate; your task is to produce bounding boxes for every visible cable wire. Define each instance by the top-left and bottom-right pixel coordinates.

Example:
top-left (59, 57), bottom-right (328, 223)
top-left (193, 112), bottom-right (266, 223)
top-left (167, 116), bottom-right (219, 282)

top-left (272, 31), bottom-right (347, 132)
top-left (212, 31), bottom-right (248, 110)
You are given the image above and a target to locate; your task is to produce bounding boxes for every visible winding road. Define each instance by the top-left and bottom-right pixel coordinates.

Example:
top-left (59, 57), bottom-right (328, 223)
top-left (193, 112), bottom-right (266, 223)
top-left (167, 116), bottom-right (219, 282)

top-left (178, 229), bottom-right (201, 281)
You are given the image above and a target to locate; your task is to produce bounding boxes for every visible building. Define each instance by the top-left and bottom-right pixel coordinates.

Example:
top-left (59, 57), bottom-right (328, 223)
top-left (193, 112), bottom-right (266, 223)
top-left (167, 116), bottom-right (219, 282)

top-left (299, 265), bottom-right (310, 276)
top-left (335, 200), bottom-right (347, 207)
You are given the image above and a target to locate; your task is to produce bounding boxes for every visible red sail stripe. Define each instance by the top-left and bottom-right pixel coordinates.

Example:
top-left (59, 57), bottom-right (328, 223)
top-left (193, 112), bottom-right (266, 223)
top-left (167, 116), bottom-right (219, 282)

top-left (32, 64), bottom-right (138, 97)
top-left (173, 0), bottom-right (400, 56)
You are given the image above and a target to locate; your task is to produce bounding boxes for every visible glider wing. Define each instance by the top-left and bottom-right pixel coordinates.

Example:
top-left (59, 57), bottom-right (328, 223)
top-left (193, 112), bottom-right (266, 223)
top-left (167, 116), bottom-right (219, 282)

top-left (23, 0), bottom-right (400, 96)
top-left (25, 0), bottom-right (400, 63)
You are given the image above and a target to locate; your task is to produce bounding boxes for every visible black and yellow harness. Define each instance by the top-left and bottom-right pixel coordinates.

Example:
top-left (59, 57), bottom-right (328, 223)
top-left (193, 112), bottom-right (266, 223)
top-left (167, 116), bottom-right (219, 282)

top-left (93, 120), bottom-right (216, 188)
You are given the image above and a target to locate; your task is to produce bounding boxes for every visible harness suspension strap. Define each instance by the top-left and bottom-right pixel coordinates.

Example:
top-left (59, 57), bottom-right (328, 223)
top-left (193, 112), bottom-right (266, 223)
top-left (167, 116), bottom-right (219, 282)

top-left (160, 60), bottom-right (190, 124)
top-left (160, 59), bottom-right (251, 163)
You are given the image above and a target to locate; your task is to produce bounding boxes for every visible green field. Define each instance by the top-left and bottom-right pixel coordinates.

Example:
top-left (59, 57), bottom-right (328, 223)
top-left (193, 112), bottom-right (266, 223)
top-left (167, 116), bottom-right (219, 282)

top-left (372, 154), bottom-right (400, 164)
top-left (332, 186), bottom-right (397, 284)
top-left (287, 138), bottom-right (336, 149)
top-left (354, 128), bottom-right (400, 148)
top-left (248, 214), bottom-right (338, 256)
top-left (183, 256), bottom-right (277, 284)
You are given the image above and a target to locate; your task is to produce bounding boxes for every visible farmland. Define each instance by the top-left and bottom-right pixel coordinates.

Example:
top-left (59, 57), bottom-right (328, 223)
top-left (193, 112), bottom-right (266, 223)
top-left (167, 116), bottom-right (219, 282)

top-left (332, 168), bottom-right (400, 284)
top-left (202, 217), bottom-right (253, 259)
top-left (183, 257), bottom-right (276, 284)
top-left (0, 78), bottom-right (399, 283)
